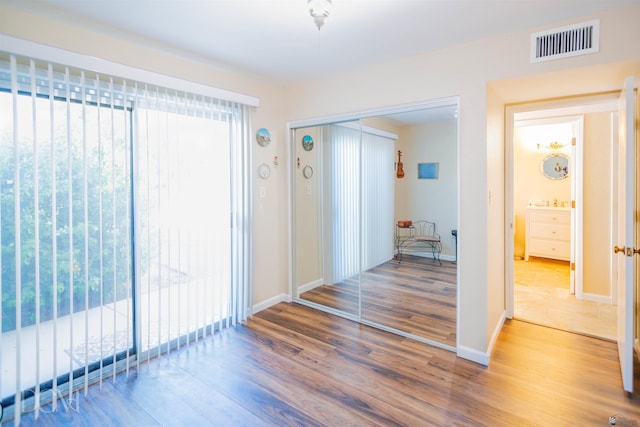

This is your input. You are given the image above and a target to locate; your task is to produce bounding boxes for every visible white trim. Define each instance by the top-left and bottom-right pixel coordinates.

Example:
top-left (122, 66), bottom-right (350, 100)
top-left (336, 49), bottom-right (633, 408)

top-left (456, 311), bottom-right (504, 366)
top-left (252, 293), bottom-right (291, 314)
top-left (582, 292), bottom-right (613, 305)
top-left (336, 122), bottom-right (399, 141)
top-left (505, 107), bottom-right (515, 319)
top-left (297, 278), bottom-right (324, 294)
top-left (395, 251), bottom-right (455, 262)
top-left (487, 311), bottom-right (506, 359)
top-left (456, 345), bottom-right (489, 366)
top-left (288, 97), bottom-right (459, 129)
top-left (609, 111), bottom-right (619, 303)
top-left (505, 95), bottom-right (618, 321)
top-left (0, 34), bottom-right (260, 107)
top-left (572, 116), bottom-right (584, 299)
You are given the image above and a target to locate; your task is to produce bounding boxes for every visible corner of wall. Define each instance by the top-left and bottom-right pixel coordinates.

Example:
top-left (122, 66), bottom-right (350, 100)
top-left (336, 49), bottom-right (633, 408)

top-left (456, 345), bottom-right (489, 366)
top-left (457, 309), bottom-right (505, 366)
top-left (252, 293), bottom-right (291, 314)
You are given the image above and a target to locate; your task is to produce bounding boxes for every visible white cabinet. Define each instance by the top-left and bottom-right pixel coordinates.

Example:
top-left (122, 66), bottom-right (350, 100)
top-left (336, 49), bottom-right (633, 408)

top-left (525, 207), bottom-right (570, 261)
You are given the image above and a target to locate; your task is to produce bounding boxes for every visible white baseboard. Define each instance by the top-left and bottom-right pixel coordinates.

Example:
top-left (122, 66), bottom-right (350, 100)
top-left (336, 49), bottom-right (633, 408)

top-left (297, 278), bottom-right (324, 294)
top-left (440, 254), bottom-right (456, 262)
top-left (252, 293), bottom-right (290, 314)
top-left (487, 311), bottom-right (506, 360)
top-left (456, 311), bottom-right (505, 367)
top-left (457, 345), bottom-right (489, 366)
top-left (395, 251), bottom-right (456, 262)
top-left (582, 292), bottom-right (613, 305)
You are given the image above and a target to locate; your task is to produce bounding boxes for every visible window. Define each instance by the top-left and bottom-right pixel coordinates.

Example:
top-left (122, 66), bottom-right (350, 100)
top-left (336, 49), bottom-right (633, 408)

top-left (0, 46), bottom-right (253, 422)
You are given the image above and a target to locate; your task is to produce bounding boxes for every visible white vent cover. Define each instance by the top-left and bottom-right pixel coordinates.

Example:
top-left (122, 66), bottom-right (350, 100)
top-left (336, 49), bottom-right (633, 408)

top-left (531, 19), bottom-right (600, 63)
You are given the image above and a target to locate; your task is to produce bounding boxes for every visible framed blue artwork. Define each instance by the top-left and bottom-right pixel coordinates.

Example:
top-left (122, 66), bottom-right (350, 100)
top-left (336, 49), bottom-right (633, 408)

top-left (418, 163), bottom-right (439, 179)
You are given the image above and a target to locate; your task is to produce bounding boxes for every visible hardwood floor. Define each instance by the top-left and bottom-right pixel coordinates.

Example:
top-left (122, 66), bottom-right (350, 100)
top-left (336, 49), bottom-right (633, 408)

top-left (300, 255), bottom-right (457, 347)
top-left (13, 302), bottom-right (640, 426)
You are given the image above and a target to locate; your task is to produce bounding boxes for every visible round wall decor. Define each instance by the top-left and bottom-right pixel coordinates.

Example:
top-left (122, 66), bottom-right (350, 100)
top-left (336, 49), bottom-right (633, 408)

top-left (302, 135), bottom-right (314, 151)
top-left (256, 128), bottom-right (271, 147)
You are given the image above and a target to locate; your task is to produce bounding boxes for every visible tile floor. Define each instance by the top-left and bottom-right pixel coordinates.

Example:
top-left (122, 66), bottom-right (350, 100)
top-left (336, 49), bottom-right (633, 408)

top-left (514, 257), bottom-right (616, 341)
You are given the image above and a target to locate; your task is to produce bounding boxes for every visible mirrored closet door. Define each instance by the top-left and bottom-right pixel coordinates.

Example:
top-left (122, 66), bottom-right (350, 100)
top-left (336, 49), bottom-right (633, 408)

top-left (291, 99), bottom-right (459, 349)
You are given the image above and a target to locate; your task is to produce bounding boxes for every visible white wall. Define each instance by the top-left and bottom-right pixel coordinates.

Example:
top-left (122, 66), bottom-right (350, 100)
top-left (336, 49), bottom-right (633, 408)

top-left (395, 121), bottom-right (458, 258)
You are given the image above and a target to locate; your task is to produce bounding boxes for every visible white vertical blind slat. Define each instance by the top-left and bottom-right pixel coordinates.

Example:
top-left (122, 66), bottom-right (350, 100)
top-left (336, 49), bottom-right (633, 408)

top-left (96, 74), bottom-right (105, 391)
top-left (11, 54), bottom-right (23, 427)
top-left (81, 69), bottom-right (90, 397)
top-left (48, 62), bottom-right (59, 412)
top-left (155, 84), bottom-right (162, 357)
top-left (164, 88), bottom-right (171, 354)
top-left (29, 58), bottom-right (42, 419)
top-left (132, 80), bottom-right (142, 375)
top-left (64, 65), bottom-right (75, 406)
top-left (124, 79), bottom-right (133, 378)
top-left (110, 76), bottom-right (118, 382)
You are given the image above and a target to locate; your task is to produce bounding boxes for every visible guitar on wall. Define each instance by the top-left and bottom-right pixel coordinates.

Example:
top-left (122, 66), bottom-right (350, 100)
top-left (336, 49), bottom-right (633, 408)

top-left (397, 150), bottom-right (405, 178)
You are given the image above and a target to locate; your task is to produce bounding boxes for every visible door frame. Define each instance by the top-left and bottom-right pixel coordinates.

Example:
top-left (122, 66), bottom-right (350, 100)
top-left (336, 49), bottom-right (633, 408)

top-left (505, 93), bottom-right (619, 319)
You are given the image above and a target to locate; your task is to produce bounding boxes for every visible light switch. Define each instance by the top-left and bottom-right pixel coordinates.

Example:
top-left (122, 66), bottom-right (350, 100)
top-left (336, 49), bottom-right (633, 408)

top-left (259, 186), bottom-right (266, 198)
top-left (306, 184), bottom-right (312, 195)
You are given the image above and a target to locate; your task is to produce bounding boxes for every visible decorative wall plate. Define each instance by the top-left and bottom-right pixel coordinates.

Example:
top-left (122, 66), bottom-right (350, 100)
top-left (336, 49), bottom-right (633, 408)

top-left (256, 128), bottom-right (271, 147)
top-left (302, 135), bottom-right (314, 151)
top-left (303, 165), bottom-right (313, 179)
top-left (258, 163), bottom-right (271, 179)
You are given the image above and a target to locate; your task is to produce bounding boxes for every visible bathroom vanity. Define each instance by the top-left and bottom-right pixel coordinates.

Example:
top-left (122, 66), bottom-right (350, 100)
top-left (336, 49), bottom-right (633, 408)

top-left (524, 206), bottom-right (570, 261)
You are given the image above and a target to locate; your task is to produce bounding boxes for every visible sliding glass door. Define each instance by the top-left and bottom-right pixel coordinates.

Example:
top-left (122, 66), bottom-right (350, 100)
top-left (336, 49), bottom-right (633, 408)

top-left (136, 100), bottom-right (233, 356)
top-left (0, 52), bottom-right (252, 422)
top-left (0, 64), bottom-right (135, 410)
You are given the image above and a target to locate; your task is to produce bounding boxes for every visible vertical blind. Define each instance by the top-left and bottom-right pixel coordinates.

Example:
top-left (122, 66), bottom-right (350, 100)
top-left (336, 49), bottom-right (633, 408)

top-left (329, 124), bottom-right (395, 283)
top-left (330, 124), bottom-right (361, 283)
top-left (361, 131), bottom-right (395, 270)
top-left (0, 51), bottom-right (252, 424)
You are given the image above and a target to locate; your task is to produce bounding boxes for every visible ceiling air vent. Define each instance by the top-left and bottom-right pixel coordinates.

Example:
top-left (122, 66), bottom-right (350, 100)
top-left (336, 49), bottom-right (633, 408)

top-left (531, 19), bottom-right (599, 63)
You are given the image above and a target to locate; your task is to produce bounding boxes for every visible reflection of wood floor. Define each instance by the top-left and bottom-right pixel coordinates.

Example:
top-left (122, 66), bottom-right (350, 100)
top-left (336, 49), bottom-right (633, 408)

top-left (300, 254), bottom-right (456, 347)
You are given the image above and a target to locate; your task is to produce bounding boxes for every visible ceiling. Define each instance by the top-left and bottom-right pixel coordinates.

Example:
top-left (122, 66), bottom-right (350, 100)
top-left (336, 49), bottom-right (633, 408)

top-left (6, 0), bottom-right (638, 84)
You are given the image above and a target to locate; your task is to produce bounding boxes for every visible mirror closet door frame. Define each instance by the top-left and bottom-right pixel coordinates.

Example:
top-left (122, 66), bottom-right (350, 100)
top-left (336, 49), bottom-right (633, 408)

top-left (289, 96), bottom-right (460, 351)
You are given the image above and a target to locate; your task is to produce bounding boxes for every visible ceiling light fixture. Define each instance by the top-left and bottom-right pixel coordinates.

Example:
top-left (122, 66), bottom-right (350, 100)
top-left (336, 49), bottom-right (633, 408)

top-left (308, 0), bottom-right (332, 31)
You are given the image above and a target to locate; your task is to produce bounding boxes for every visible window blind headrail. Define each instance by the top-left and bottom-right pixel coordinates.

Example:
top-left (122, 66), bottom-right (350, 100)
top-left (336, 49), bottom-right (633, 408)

top-left (0, 35), bottom-right (260, 108)
top-left (0, 61), bottom-right (237, 120)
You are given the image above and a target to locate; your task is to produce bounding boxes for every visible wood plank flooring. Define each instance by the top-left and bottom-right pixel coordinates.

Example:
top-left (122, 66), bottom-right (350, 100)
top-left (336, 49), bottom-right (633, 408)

top-left (300, 255), bottom-right (457, 347)
top-left (13, 302), bottom-right (640, 426)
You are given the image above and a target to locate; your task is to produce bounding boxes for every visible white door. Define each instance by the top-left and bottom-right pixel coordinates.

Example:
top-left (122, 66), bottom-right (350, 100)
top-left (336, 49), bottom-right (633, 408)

top-left (615, 76), bottom-right (636, 393)
top-left (570, 138), bottom-right (576, 294)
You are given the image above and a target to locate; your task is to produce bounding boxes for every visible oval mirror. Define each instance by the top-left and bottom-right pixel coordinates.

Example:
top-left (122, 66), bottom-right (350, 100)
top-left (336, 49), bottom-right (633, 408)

top-left (541, 153), bottom-right (569, 180)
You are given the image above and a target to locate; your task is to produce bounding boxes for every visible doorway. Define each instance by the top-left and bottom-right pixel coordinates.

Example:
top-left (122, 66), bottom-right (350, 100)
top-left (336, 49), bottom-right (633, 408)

top-left (505, 93), bottom-right (619, 340)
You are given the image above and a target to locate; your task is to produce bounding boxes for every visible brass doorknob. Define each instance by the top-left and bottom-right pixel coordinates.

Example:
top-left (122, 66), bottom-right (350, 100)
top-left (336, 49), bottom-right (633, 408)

top-left (614, 246), bottom-right (625, 254)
